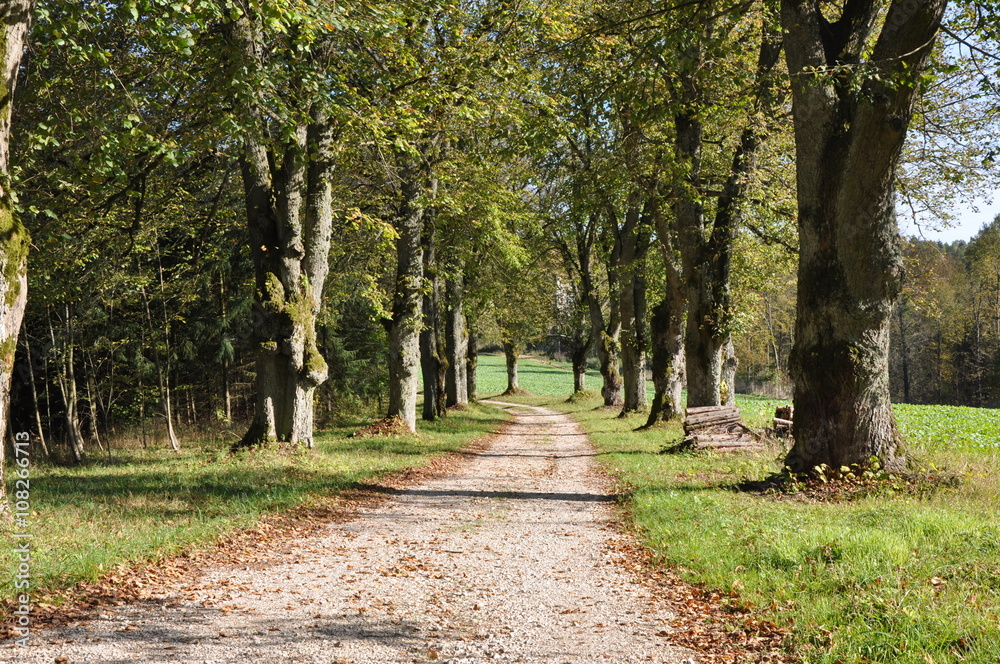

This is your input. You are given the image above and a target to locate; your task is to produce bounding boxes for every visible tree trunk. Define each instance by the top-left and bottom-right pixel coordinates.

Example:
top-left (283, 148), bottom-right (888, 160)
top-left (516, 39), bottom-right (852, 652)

top-left (782, 0), bottom-right (947, 472)
top-left (648, 198), bottom-right (687, 426)
top-left (50, 308), bottom-right (85, 462)
top-left (420, 215), bottom-right (440, 422)
top-left (85, 368), bottom-right (104, 451)
top-left (721, 337), bottom-right (738, 406)
top-left (620, 204), bottom-right (651, 416)
top-left (225, 12), bottom-right (334, 448)
top-left (24, 335), bottom-right (49, 456)
top-left (571, 341), bottom-right (588, 394)
top-left (218, 274), bottom-right (233, 422)
top-left (503, 342), bottom-right (520, 394)
top-left (677, 9), bottom-right (784, 409)
top-left (466, 328), bottom-right (478, 402)
top-left (420, 284), bottom-right (445, 421)
top-left (646, 293), bottom-right (686, 426)
top-left (388, 171), bottom-right (425, 432)
top-left (445, 275), bottom-right (468, 407)
top-left (0, 0), bottom-right (34, 517)
top-left (435, 289), bottom-right (449, 417)
top-left (581, 215), bottom-right (623, 407)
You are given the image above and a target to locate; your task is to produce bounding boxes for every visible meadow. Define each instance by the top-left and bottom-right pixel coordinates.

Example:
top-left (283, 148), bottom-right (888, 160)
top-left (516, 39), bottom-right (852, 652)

top-left (477, 354), bottom-right (1000, 664)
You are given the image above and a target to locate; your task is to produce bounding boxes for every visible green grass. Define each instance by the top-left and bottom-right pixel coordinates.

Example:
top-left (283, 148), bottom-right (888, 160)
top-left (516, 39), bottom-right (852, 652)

top-left (475, 353), bottom-right (604, 397)
top-left (490, 356), bottom-right (1000, 664)
top-left (1, 403), bottom-right (506, 610)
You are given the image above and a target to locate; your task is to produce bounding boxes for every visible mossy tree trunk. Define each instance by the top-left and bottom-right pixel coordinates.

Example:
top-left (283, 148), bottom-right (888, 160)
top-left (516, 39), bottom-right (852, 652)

top-left (0, 0), bottom-right (35, 516)
top-left (646, 288), bottom-right (686, 425)
top-left (388, 169), bottom-right (427, 432)
top-left (647, 198), bottom-right (686, 425)
top-left (619, 202), bottom-right (651, 416)
top-left (225, 12), bottom-right (335, 448)
top-left (783, 0), bottom-right (947, 472)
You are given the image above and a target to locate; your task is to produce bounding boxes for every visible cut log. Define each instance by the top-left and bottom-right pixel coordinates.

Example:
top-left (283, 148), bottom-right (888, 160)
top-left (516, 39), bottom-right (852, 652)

top-left (685, 417), bottom-right (741, 430)
top-left (686, 405), bottom-right (739, 415)
top-left (686, 406), bottom-right (738, 418)
top-left (773, 417), bottom-right (793, 428)
top-left (682, 404), bottom-right (764, 452)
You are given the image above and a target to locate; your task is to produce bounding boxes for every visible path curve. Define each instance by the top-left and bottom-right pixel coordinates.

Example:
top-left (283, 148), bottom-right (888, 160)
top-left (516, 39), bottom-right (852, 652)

top-left (8, 401), bottom-right (696, 664)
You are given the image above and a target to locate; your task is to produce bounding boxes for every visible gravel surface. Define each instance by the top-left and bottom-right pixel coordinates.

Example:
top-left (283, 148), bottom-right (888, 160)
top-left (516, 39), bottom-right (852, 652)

top-left (6, 401), bottom-right (698, 664)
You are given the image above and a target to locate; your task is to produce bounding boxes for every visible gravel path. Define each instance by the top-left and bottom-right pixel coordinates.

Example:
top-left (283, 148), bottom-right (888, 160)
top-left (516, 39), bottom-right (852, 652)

top-left (6, 401), bottom-right (697, 664)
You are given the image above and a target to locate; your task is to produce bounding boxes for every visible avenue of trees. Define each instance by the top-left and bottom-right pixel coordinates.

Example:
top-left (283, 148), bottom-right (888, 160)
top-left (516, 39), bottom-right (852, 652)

top-left (2, 0), bottom-right (1000, 506)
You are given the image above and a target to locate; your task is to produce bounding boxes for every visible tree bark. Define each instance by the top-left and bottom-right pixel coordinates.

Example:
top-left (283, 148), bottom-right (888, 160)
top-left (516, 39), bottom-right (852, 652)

top-left (503, 342), bottom-right (520, 394)
top-left (445, 275), bottom-right (468, 407)
top-left (85, 367), bottom-right (104, 451)
top-left (420, 213), bottom-right (441, 422)
top-left (466, 328), bottom-right (478, 402)
top-left (140, 286), bottom-right (180, 452)
top-left (49, 308), bottom-right (84, 462)
top-left (388, 170), bottom-right (426, 432)
top-left (676, 7), bottom-right (784, 408)
top-left (225, 9), bottom-right (335, 448)
top-left (721, 337), bottom-right (738, 406)
top-left (23, 334), bottom-right (49, 455)
top-left (580, 214), bottom-right (623, 406)
top-left (0, 0), bottom-right (33, 516)
top-left (647, 199), bottom-right (687, 425)
top-left (571, 338), bottom-right (589, 394)
top-left (645, 293), bottom-right (686, 426)
top-left (619, 203), bottom-right (651, 416)
top-left (782, 0), bottom-right (948, 472)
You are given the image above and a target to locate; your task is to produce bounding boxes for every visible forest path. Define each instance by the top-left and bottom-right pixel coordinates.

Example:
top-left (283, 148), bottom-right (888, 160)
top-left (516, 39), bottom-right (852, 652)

top-left (9, 401), bottom-right (697, 664)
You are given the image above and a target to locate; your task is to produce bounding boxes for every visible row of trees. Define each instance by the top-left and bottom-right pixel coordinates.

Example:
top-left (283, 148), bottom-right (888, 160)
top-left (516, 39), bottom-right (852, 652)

top-left (1, 0), bottom-right (999, 510)
top-left (890, 222), bottom-right (1000, 408)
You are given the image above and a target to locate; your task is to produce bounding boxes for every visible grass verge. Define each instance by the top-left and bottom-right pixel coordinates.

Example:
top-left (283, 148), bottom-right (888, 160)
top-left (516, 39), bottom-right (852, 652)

top-left (486, 356), bottom-right (1000, 664)
top-left (1, 402), bottom-right (506, 616)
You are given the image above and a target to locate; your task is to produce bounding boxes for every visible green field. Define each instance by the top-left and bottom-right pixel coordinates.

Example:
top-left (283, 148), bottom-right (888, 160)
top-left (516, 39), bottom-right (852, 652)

top-left (0, 404), bottom-right (507, 611)
top-left (484, 355), bottom-right (1000, 664)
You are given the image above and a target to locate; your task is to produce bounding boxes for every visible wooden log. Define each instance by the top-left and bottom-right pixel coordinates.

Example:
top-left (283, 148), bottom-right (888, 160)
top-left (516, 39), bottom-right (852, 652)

top-left (686, 405), bottom-right (738, 415)
top-left (686, 406), bottom-right (738, 418)
top-left (773, 417), bottom-right (793, 428)
top-left (695, 436), bottom-right (759, 445)
top-left (685, 417), bottom-right (741, 430)
top-left (686, 412), bottom-right (741, 426)
top-left (694, 436), bottom-right (756, 445)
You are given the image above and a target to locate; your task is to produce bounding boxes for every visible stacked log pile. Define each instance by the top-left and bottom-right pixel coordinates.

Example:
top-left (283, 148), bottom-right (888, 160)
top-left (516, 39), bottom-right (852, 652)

top-left (683, 405), bottom-right (762, 452)
top-left (773, 405), bottom-right (793, 436)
